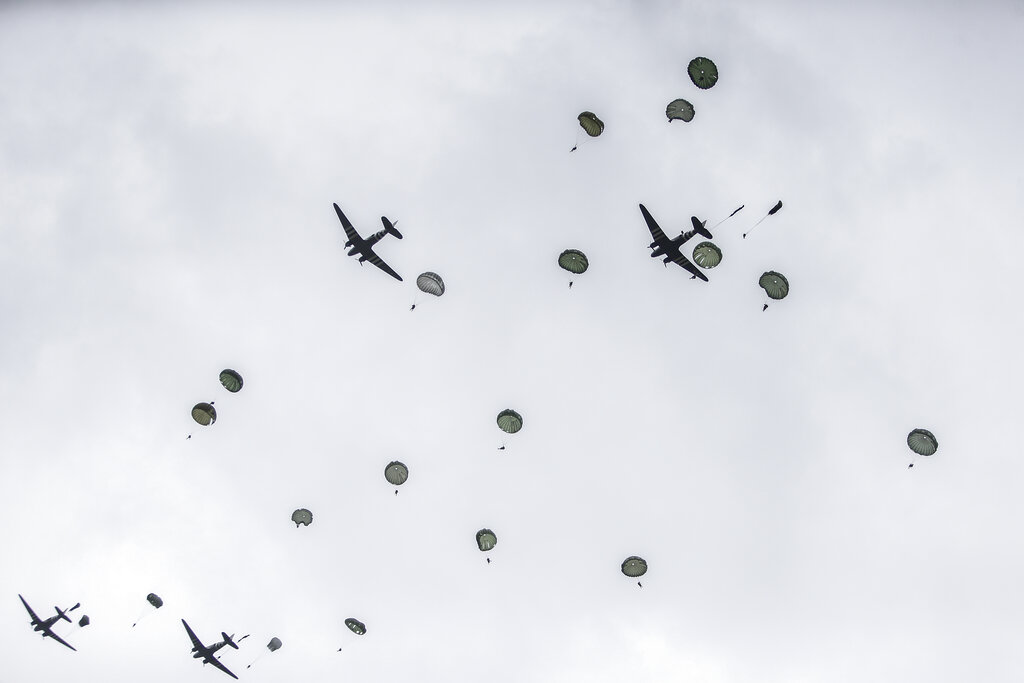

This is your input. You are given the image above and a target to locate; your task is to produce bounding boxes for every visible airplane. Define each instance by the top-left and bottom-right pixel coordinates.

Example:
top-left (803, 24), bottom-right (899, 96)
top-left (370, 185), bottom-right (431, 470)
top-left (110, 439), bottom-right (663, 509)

top-left (182, 619), bottom-right (245, 680)
top-left (333, 202), bottom-right (404, 281)
top-left (18, 594), bottom-right (79, 651)
top-left (639, 203), bottom-right (713, 282)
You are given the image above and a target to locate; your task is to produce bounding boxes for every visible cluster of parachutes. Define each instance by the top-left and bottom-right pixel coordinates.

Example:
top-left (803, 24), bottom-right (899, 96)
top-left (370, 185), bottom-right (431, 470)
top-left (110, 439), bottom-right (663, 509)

top-left (190, 369), bottom-right (244, 431)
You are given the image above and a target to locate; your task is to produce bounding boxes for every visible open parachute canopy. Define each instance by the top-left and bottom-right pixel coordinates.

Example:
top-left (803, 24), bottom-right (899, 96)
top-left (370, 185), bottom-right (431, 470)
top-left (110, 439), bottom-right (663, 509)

top-left (687, 57), bottom-right (719, 89)
top-left (416, 272), bottom-right (445, 297)
top-left (191, 402), bottom-right (216, 426)
top-left (219, 369), bottom-right (243, 393)
top-left (558, 249), bottom-right (589, 275)
top-left (666, 98), bottom-right (695, 122)
top-left (907, 428), bottom-right (938, 456)
top-left (292, 508), bottom-right (313, 527)
top-left (345, 618), bottom-right (366, 635)
top-left (497, 409), bottom-right (523, 434)
top-left (759, 271), bottom-right (789, 300)
top-left (384, 461), bottom-right (409, 486)
top-left (692, 242), bottom-right (722, 269)
top-left (476, 528), bottom-right (498, 551)
top-left (267, 637), bottom-right (282, 652)
top-left (146, 593), bottom-right (163, 608)
top-left (621, 556), bottom-right (648, 578)
top-left (577, 111), bottom-right (604, 137)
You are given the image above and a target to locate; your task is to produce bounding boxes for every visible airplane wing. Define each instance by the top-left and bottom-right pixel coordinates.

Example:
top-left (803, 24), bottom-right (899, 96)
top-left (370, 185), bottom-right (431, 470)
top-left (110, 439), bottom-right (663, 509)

top-left (639, 204), bottom-right (669, 246)
top-left (18, 595), bottom-right (41, 624)
top-left (670, 252), bottom-right (709, 282)
top-left (44, 628), bottom-right (77, 652)
top-left (207, 655), bottom-right (239, 680)
top-left (333, 203), bottom-right (361, 244)
top-left (364, 249), bottom-right (403, 281)
top-left (182, 620), bottom-right (204, 651)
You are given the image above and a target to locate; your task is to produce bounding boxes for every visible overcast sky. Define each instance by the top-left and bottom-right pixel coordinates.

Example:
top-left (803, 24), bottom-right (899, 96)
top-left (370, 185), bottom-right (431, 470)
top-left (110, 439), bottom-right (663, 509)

top-left (3, 2), bottom-right (1024, 682)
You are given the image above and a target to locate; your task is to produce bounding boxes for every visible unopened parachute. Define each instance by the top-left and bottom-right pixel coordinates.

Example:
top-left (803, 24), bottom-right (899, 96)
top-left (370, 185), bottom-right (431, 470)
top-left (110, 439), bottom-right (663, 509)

top-left (146, 593), bottom-right (164, 608)
top-left (666, 99), bottom-right (695, 122)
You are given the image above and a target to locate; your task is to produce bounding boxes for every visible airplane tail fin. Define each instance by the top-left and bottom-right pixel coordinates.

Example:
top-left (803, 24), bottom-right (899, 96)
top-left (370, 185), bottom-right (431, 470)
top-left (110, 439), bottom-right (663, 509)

top-left (381, 216), bottom-right (403, 240)
top-left (223, 632), bottom-right (239, 649)
top-left (691, 216), bottom-right (712, 240)
top-left (57, 603), bottom-right (79, 622)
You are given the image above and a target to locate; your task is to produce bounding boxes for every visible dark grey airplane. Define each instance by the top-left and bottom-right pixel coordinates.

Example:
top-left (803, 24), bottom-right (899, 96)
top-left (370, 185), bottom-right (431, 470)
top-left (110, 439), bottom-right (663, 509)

top-left (333, 202), bottom-right (404, 281)
top-left (639, 203), bottom-right (713, 281)
top-left (18, 594), bottom-right (79, 651)
top-left (182, 619), bottom-right (242, 679)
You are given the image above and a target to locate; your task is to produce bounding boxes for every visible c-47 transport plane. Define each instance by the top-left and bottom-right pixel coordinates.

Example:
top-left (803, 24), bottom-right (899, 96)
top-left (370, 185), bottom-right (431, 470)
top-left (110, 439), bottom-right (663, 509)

top-left (18, 594), bottom-right (79, 651)
top-left (639, 203), bottom-right (713, 281)
top-left (333, 202), bottom-right (404, 281)
top-left (182, 619), bottom-right (244, 679)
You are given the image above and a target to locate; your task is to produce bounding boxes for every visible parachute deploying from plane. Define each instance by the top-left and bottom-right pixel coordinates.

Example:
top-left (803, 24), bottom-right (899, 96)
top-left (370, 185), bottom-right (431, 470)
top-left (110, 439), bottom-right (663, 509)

top-left (133, 593), bottom-right (164, 627)
top-left (571, 111), bottom-right (604, 151)
top-left (743, 200), bottom-right (783, 238)
top-left (248, 637), bottom-right (283, 669)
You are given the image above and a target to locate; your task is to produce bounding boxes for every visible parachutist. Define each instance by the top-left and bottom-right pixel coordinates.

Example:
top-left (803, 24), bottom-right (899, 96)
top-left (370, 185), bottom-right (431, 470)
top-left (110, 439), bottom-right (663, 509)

top-left (486, 558), bottom-right (491, 564)
top-left (187, 435), bottom-right (191, 439)
top-left (908, 463), bottom-right (914, 468)
top-left (569, 145), bottom-right (577, 152)
top-left (498, 445), bottom-right (506, 451)
top-left (762, 304), bottom-right (768, 311)
top-left (410, 304), bottom-right (416, 311)
top-left (638, 582), bottom-right (643, 588)
top-left (568, 281), bottom-right (573, 289)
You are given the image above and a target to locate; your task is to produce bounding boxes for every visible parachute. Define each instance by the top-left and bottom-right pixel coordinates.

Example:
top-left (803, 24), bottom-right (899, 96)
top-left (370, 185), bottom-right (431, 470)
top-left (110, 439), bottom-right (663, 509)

top-left (571, 112), bottom-right (604, 151)
top-left (577, 112), bottom-right (604, 137)
top-left (345, 618), bottom-right (366, 635)
top-left (743, 200), bottom-right (783, 238)
top-left (687, 57), bottom-right (718, 89)
top-left (78, 615), bottom-right (90, 628)
top-left (621, 556), bottom-right (647, 586)
top-left (292, 508), bottom-right (313, 527)
top-left (476, 528), bottom-right (497, 561)
top-left (133, 593), bottom-right (163, 627)
top-left (496, 409), bottom-right (523, 434)
top-left (416, 272), bottom-right (445, 297)
top-left (692, 242), bottom-right (722, 269)
top-left (906, 428), bottom-right (938, 468)
top-left (558, 249), bottom-right (588, 288)
top-left (385, 461), bottom-right (409, 493)
top-left (191, 402), bottom-right (216, 426)
top-left (219, 369), bottom-right (243, 393)
top-left (666, 98), bottom-right (695, 123)
top-left (759, 271), bottom-right (789, 310)
top-left (267, 637), bottom-right (282, 652)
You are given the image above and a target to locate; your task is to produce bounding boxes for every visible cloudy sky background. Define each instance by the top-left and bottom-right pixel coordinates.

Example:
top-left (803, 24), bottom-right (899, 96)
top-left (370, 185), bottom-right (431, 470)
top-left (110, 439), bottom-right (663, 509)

top-left (2, 2), bottom-right (1023, 681)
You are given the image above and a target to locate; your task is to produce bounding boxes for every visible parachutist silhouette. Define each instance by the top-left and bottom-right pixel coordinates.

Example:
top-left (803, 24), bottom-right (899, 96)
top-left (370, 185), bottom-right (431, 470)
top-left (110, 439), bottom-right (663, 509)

top-left (395, 489), bottom-right (398, 495)
top-left (410, 304), bottom-right (416, 311)
top-left (187, 435), bottom-right (191, 439)
top-left (569, 145), bottom-right (577, 152)
top-left (762, 304), bottom-right (768, 311)
top-left (908, 463), bottom-right (914, 468)
top-left (637, 582), bottom-right (643, 588)
top-left (486, 558), bottom-right (491, 564)
top-left (498, 445), bottom-right (505, 451)
top-left (568, 281), bottom-right (573, 289)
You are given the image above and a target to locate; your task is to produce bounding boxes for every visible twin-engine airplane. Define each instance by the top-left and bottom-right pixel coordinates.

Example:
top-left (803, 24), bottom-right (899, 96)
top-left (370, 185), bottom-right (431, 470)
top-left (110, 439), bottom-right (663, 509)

top-left (182, 619), bottom-right (246, 679)
top-left (639, 203), bottom-right (713, 281)
top-left (333, 202), bottom-right (404, 281)
top-left (18, 594), bottom-right (79, 651)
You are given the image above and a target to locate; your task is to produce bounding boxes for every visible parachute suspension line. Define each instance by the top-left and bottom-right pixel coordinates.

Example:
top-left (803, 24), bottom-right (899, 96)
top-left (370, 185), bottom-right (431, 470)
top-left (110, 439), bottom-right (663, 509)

top-left (570, 128), bottom-right (582, 153)
top-left (743, 215), bottom-right (767, 239)
top-left (709, 205), bottom-right (744, 230)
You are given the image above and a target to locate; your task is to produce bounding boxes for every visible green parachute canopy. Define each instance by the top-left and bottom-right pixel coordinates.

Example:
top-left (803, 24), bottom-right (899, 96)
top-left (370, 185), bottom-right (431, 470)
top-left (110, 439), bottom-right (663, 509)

top-left (345, 618), bottom-right (366, 635)
top-left (759, 271), bottom-right (789, 300)
top-left (146, 593), bottom-right (163, 608)
top-left (688, 57), bottom-right (719, 89)
top-left (692, 242), bottom-right (722, 269)
top-left (191, 402), bottom-right (216, 426)
top-left (621, 556), bottom-right (648, 578)
top-left (496, 409), bottom-right (523, 434)
top-left (384, 461), bottom-right (409, 486)
top-left (558, 249), bottom-right (589, 275)
top-left (78, 615), bottom-right (90, 627)
top-left (577, 111), bottom-right (604, 137)
top-left (416, 272), bottom-right (445, 297)
top-left (666, 98), bottom-right (695, 122)
top-left (219, 369), bottom-right (243, 393)
top-left (476, 528), bottom-right (497, 552)
top-left (907, 428), bottom-right (938, 456)
top-left (292, 508), bottom-right (313, 527)
top-left (267, 637), bottom-right (282, 652)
